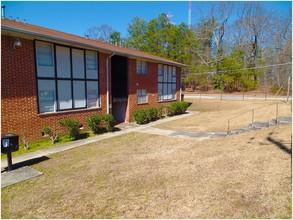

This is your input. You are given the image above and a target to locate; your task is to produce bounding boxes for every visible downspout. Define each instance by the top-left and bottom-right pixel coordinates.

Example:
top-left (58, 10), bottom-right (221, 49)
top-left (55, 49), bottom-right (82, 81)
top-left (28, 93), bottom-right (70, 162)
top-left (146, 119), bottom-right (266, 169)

top-left (106, 53), bottom-right (115, 114)
top-left (180, 68), bottom-right (182, 101)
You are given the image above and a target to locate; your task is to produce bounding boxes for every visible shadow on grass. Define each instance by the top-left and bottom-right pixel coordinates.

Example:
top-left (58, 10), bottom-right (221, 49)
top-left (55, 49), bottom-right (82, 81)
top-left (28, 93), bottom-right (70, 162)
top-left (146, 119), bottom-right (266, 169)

top-left (187, 102), bottom-right (193, 108)
top-left (77, 132), bottom-right (90, 140)
top-left (112, 127), bottom-right (122, 133)
top-left (267, 136), bottom-right (292, 155)
top-left (2, 156), bottom-right (50, 172)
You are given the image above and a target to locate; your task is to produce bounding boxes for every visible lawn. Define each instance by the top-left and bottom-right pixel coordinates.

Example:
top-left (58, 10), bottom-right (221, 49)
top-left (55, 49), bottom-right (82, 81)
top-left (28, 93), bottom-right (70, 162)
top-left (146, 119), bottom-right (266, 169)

top-left (1, 120), bottom-right (291, 218)
top-left (156, 99), bottom-right (292, 132)
top-left (1, 132), bottom-right (94, 159)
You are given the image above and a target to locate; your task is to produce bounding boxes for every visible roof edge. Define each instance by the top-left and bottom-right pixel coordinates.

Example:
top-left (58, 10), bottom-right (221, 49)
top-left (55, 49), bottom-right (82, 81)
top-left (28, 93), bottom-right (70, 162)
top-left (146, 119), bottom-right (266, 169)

top-left (1, 20), bottom-right (187, 67)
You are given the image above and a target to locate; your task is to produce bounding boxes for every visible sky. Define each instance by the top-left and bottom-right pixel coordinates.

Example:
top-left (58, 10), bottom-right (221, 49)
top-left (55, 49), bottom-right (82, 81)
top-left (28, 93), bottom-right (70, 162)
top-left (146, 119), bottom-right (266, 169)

top-left (2, 1), bottom-right (292, 38)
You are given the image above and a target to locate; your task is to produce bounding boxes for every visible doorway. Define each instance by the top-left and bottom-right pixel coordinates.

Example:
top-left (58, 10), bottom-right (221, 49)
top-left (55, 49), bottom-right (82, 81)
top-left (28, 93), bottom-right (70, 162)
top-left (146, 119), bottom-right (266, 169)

top-left (111, 55), bottom-right (128, 122)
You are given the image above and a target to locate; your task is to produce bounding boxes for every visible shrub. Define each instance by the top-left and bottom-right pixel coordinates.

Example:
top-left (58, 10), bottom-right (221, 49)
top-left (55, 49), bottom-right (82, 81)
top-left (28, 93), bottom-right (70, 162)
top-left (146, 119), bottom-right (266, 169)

top-left (101, 114), bottom-right (115, 132)
top-left (146, 107), bottom-right (158, 122)
top-left (157, 106), bottom-right (170, 119)
top-left (59, 119), bottom-right (80, 140)
top-left (133, 102), bottom-right (189, 125)
top-left (169, 101), bottom-right (189, 116)
top-left (87, 114), bottom-right (115, 134)
top-left (157, 106), bottom-right (164, 119)
top-left (179, 101), bottom-right (189, 113)
top-left (133, 109), bottom-right (148, 125)
top-left (43, 126), bottom-right (59, 144)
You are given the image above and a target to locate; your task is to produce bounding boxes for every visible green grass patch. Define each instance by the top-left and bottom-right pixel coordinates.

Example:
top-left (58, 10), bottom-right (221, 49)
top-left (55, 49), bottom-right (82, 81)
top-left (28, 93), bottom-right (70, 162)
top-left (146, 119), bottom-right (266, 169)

top-left (1, 132), bottom-right (95, 159)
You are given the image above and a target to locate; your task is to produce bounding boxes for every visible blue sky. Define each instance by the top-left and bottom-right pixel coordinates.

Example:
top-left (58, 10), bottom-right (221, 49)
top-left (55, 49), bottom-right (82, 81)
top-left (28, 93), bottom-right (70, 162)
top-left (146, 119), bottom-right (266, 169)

top-left (2, 1), bottom-right (292, 38)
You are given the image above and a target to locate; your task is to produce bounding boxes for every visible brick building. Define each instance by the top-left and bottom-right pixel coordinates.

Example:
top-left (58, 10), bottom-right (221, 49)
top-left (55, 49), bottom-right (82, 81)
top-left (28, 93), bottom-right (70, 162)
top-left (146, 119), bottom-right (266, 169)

top-left (1, 19), bottom-right (185, 142)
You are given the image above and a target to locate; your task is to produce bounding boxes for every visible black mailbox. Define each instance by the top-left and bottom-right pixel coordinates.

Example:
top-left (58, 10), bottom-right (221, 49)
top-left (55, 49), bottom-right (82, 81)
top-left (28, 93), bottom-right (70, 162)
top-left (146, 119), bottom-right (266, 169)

top-left (1, 134), bottom-right (19, 154)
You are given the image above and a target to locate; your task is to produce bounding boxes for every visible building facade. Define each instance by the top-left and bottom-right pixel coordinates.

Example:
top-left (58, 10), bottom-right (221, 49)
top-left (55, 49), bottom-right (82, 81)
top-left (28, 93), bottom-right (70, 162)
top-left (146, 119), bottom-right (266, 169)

top-left (1, 19), bottom-right (185, 142)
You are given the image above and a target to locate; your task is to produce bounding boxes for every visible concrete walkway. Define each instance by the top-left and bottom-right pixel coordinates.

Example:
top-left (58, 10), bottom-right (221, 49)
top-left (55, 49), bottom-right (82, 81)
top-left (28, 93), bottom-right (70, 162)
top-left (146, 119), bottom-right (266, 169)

top-left (2, 112), bottom-right (292, 170)
top-left (1, 111), bottom-right (197, 170)
top-left (1, 111), bottom-right (291, 187)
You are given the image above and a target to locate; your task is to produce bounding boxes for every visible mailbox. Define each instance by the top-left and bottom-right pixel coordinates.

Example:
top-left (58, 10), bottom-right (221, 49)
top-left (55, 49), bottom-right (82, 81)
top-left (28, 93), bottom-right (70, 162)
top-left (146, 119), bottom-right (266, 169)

top-left (1, 134), bottom-right (19, 154)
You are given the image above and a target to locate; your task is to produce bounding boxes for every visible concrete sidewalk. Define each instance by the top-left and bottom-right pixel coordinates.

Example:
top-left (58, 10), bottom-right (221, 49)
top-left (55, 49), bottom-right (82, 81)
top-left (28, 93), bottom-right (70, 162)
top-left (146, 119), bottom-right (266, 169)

top-left (1, 111), bottom-right (197, 170)
top-left (1, 112), bottom-right (291, 188)
top-left (2, 112), bottom-right (291, 170)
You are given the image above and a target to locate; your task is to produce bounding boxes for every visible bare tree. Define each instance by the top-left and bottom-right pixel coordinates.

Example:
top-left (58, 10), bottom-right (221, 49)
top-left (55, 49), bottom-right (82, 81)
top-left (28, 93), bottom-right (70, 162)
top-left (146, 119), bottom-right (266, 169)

top-left (239, 2), bottom-right (272, 69)
top-left (196, 1), bottom-right (234, 70)
top-left (85, 24), bottom-right (115, 42)
top-left (263, 8), bottom-right (292, 88)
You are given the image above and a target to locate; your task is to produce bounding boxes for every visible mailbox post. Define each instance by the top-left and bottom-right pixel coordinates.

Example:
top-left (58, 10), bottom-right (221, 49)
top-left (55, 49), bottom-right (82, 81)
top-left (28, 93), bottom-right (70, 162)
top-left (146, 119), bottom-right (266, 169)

top-left (1, 134), bottom-right (19, 171)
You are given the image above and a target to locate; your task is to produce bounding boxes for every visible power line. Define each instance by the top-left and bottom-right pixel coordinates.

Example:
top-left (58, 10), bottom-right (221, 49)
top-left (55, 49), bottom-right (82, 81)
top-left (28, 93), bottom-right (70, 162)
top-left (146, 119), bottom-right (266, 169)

top-left (183, 62), bottom-right (292, 76)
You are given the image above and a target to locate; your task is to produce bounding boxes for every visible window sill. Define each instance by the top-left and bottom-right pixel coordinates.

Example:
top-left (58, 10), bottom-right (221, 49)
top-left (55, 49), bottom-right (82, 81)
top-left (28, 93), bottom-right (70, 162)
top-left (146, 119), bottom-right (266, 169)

top-left (158, 99), bottom-right (177, 103)
top-left (136, 102), bottom-right (148, 105)
top-left (38, 107), bottom-right (102, 117)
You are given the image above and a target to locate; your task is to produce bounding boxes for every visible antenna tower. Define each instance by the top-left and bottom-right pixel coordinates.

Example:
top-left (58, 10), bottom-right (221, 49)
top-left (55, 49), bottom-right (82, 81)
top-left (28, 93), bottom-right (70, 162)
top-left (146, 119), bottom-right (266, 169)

top-left (167, 11), bottom-right (173, 24)
top-left (188, 1), bottom-right (192, 29)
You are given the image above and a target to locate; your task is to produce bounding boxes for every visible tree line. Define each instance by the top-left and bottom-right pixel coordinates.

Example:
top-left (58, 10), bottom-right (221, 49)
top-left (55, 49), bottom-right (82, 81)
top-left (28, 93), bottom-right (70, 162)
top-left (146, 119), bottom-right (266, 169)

top-left (86, 2), bottom-right (292, 92)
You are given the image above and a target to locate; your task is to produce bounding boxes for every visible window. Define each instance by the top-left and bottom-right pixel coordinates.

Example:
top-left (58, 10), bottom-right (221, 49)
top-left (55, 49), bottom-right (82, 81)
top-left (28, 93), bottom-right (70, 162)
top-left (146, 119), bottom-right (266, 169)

top-left (86, 51), bottom-right (98, 79)
top-left (36, 41), bottom-right (100, 113)
top-left (57, 80), bottom-right (72, 110)
top-left (38, 80), bottom-right (56, 113)
top-left (73, 81), bottom-right (86, 108)
top-left (158, 64), bottom-right (177, 101)
top-left (87, 81), bottom-right (100, 108)
top-left (136, 60), bottom-right (147, 74)
top-left (72, 49), bottom-right (85, 79)
top-left (56, 46), bottom-right (71, 78)
top-left (36, 41), bottom-right (55, 78)
top-left (137, 89), bottom-right (148, 104)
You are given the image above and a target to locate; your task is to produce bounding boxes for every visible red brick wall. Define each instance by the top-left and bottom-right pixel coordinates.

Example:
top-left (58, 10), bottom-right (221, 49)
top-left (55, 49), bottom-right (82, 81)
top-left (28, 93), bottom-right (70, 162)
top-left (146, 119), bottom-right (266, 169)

top-left (1, 35), bottom-right (181, 142)
top-left (126, 59), bottom-right (181, 122)
top-left (1, 35), bottom-right (107, 142)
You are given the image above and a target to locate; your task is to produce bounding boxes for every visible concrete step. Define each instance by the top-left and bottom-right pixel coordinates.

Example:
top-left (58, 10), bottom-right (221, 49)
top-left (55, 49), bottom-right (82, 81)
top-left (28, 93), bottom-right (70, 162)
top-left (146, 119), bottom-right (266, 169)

top-left (277, 116), bottom-right (292, 124)
top-left (252, 121), bottom-right (270, 128)
top-left (228, 116), bottom-right (291, 137)
top-left (269, 119), bottom-right (277, 126)
top-left (245, 125), bottom-right (260, 131)
top-left (210, 133), bottom-right (227, 138)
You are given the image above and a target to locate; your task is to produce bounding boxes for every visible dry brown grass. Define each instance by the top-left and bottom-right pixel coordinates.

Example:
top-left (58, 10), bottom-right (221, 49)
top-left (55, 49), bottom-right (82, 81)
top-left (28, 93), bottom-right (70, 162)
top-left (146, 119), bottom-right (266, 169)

top-left (156, 99), bottom-right (292, 132)
top-left (1, 123), bottom-right (291, 218)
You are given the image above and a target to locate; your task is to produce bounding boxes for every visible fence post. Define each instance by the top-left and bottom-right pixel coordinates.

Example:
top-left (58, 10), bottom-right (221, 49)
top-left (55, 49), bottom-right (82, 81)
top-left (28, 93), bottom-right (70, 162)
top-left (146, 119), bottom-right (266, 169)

top-left (221, 93), bottom-right (223, 100)
top-left (276, 102), bottom-right (279, 124)
top-left (227, 119), bottom-right (230, 134)
top-left (287, 76), bottom-right (291, 103)
top-left (243, 92), bottom-right (244, 101)
top-left (265, 92), bottom-right (267, 101)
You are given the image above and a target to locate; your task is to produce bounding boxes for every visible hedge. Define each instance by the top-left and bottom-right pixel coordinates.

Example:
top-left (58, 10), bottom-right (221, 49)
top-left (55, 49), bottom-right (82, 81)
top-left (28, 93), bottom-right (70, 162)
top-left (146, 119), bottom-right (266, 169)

top-left (168, 101), bottom-right (189, 116)
top-left (59, 119), bottom-right (80, 140)
top-left (86, 114), bottom-right (115, 134)
top-left (133, 101), bottom-right (189, 125)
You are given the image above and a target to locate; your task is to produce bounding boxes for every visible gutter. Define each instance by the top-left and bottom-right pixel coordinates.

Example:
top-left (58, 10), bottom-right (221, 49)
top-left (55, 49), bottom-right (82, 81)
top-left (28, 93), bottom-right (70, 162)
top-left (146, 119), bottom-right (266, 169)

top-left (106, 53), bottom-right (115, 114)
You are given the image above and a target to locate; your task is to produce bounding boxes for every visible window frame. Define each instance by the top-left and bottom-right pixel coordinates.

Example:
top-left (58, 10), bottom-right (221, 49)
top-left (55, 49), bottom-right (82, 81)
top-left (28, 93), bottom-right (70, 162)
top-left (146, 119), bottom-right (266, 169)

top-left (35, 40), bottom-right (100, 114)
top-left (158, 64), bottom-right (177, 102)
top-left (136, 59), bottom-right (148, 75)
top-left (136, 89), bottom-right (148, 104)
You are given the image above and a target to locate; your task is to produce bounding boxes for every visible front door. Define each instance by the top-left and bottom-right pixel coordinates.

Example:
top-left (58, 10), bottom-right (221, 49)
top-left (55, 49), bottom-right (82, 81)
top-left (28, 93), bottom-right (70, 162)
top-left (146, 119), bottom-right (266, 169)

top-left (111, 55), bottom-right (128, 122)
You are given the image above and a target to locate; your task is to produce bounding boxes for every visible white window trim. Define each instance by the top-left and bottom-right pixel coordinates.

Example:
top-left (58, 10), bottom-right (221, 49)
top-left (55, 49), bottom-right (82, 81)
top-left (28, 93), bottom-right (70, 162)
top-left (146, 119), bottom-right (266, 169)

top-left (137, 89), bottom-right (148, 104)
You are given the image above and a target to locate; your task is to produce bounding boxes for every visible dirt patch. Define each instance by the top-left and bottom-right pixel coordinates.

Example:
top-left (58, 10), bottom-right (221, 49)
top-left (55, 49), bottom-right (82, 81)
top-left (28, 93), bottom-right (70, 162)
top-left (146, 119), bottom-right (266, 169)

top-left (1, 123), bottom-right (291, 218)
